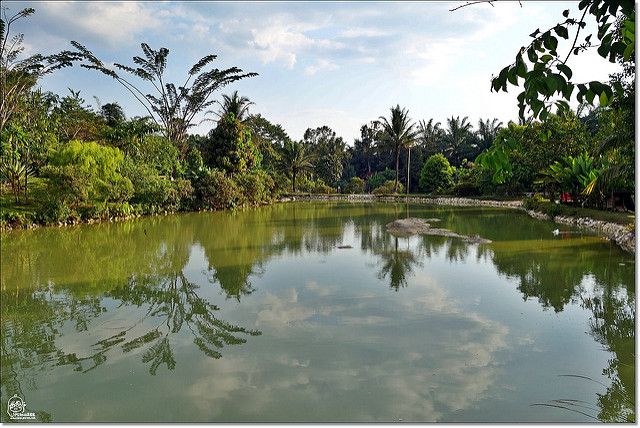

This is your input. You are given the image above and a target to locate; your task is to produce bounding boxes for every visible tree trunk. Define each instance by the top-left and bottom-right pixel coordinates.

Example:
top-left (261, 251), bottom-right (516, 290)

top-left (406, 146), bottom-right (411, 195)
top-left (394, 147), bottom-right (400, 193)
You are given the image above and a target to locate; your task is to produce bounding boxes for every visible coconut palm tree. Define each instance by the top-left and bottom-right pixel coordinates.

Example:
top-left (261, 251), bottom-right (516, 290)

top-left (201, 90), bottom-right (254, 124)
top-left (443, 116), bottom-right (473, 167)
top-left (376, 105), bottom-right (419, 193)
top-left (473, 118), bottom-right (503, 157)
top-left (276, 140), bottom-right (315, 192)
top-left (418, 118), bottom-right (445, 157)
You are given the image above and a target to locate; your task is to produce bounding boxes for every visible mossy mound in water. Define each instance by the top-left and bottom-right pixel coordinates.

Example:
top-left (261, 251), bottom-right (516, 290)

top-left (386, 217), bottom-right (491, 244)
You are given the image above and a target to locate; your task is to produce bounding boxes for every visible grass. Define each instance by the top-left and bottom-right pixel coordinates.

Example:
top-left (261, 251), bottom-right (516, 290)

top-left (0, 178), bottom-right (49, 221)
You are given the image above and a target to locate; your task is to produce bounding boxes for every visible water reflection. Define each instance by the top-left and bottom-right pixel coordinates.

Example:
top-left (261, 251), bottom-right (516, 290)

top-left (0, 202), bottom-right (635, 422)
top-left (107, 272), bottom-right (262, 374)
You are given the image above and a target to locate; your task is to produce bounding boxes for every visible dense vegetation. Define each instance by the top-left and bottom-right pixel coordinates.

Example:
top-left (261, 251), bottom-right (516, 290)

top-left (0, 2), bottom-right (635, 229)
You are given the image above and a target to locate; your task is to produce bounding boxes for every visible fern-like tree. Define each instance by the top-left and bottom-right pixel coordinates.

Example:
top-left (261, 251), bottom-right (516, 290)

top-left (1, 7), bottom-right (81, 134)
top-left (376, 105), bottom-right (419, 193)
top-left (71, 41), bottom-right (258, 153)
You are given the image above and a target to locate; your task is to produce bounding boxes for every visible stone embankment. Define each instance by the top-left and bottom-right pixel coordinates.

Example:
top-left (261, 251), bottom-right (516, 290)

top-left (285, 194), bottom-right (635, 253)
top-left (526, 209), bottom-right (635, 253)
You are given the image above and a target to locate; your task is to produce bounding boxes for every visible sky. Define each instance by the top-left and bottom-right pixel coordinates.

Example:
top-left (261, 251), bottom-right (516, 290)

top-left (4, 1), bottom-right (622, 144)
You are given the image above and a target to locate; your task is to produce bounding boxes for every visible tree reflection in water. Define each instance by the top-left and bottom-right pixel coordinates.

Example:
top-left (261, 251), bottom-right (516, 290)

top-left (0, 202), bottom-right (635, 422)
top-left (375, 235), bottom-right (422, 291)
top-left (2, 271), bottom-right (261, 388)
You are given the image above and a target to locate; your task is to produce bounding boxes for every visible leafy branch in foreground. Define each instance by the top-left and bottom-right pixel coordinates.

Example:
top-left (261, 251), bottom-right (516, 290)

top-left (489, 0), bottom-right (634, 122)
top-left (71, 41), bottom-right (258, 150)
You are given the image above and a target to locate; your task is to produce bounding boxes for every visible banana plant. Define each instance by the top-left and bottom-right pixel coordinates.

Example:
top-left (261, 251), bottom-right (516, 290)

top-left (540, 152), bottom-right (602, 205)
top-left (0, 155), bottom-right (34, 204)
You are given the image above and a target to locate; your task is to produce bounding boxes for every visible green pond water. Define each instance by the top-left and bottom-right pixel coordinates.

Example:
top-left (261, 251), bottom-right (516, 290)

top-left (0, 201), bottom-right (635, 423)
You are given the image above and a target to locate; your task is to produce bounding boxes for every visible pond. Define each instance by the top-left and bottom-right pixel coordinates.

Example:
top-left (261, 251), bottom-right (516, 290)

top-left (1, 201), bottom-right (635, 422)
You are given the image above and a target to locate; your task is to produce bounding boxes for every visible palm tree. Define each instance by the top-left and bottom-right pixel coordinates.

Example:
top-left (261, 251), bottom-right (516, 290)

top-left (418, 118), bottom-right (443, 155)
top-left (473, 118), bottom-right (503, 156)
top-left (376, 105), bottom-right (419, 193)
top-left (276, 140), bottom-right (315, 192)
top-left (201, 90), bottom-right (254, 125)
top-left (443, 116), bottom-right (473, 167)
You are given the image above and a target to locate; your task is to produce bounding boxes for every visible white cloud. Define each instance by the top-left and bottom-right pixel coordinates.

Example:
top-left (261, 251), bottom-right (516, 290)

top-left (39, 2), bottom-right (165, 48)
top-left (305, 58), bottom-right (339, 75)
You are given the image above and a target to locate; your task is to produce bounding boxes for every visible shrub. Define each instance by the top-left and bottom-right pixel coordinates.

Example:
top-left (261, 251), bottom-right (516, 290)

top-left (372, 180), bottom-right (404, 195)
top-left (48, 140), bottom-right (129, 202)
top-left (36, 195), bottom-right (72, 225)
top-left (40, 165), bottom-right (91, 207)
top-left (453, 182), bottom-right (481, 196)
top-left (297, 177), bottom-right (333, 194)
top-left (367, 168), bottom-right (395, 190)
top-left (344, 177), bottom-right (365, 194)
top-left (522, 194), bottom-right (544, 211)
top-left (419, 154), bottom-right (453, 193)
top-left (235, 170), bottom-right (275, 206)
top-left (269, 171), bottom-right (290, 197)
top-left (0, 210), bottom-right (34, 228)
top-left (194, 169), bottom-right (241, 210)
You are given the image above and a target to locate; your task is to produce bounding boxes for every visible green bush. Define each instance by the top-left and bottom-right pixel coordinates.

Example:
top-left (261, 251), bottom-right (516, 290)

top-left (36, 195), bottom-right (73, 225)
top-left (48, 140), bottom-right (129, 202)
top-left (297, 177), bottom-right (334, 194)
top-left (419, 154), bottom-right (453, 193)
top-left (344, 177), bottom-right (365, 194)
top-left (40, 165), bottom-right (91, 206)
top-left (367, 168), bottom-right (395, 190)
top-left (269, 171), bottom-right (290, 197)
top-left (522, 194), bottom-right (544, 210)
top-left (453, 182), bottom-right (481, 196)
top-left (235, 170), bottom-right (275, 206)
top-left (372, 180), bottom-right (404, 195)
top-left (0, 210), bottom-right (34, 228)
top-left (194, 169), bottom-right (241, 210)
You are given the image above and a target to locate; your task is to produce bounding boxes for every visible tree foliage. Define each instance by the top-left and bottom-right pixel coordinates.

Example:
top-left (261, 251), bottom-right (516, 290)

top-left (376, 105), bottom-right (419, 193)
top-left (419, 153), bottom-right (454, 193)
top-left (490, 0), bottom-right (635, 122)
top-left (204, 113), bottom-right (261, 174)
top-left (1, 7), bottom-right (82, 134)
top-left (276, 139), bottom-right (315, 192)
top-left (304, 125), bottom-right (349, 186)
top-left (72, 41), bottom-right (258, 149)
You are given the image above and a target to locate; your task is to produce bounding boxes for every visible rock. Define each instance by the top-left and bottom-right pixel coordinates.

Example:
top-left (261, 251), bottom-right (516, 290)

top-left (386, 217), bottom-right (492, 244)
top-left (386, 218), bottom-right (433, 235)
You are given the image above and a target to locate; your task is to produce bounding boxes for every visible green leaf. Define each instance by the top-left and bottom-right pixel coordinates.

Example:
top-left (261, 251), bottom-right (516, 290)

top-left (544, 76), bottom-right (558, 94)
top-left (556, 63), bottom-right (573, 80)
top-left (539, 108), bottom-right (549, 122)
top-left (600, 92), bottom-right (611, 107)
top-left (527, 47), bottom-right (538, 62)
top-left (540, 54), bottom-right (554, 63)
top-left (555, 25), bottom-right (569, 39)
top-left (562, 9), bottom-right (570, 18)
top-left (585, 90), bottom-right (596, 104)
top-left (589, 81), bottom-right (605, 95)
top-left (562, 83), bottom-right (574, 99)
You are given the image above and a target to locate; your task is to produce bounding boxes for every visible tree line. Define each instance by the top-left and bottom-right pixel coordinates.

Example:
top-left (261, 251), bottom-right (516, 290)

top-left (0, 3), bottom-right (635, 228)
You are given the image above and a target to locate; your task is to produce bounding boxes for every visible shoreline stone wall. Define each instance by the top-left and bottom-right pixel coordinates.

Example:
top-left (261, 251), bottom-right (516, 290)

top-left (287, 194), bottom-right (635, 254)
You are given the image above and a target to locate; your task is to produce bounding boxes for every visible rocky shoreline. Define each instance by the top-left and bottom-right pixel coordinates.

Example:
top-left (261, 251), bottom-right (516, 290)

top-left (288, 194), bottom-right (635, 254)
